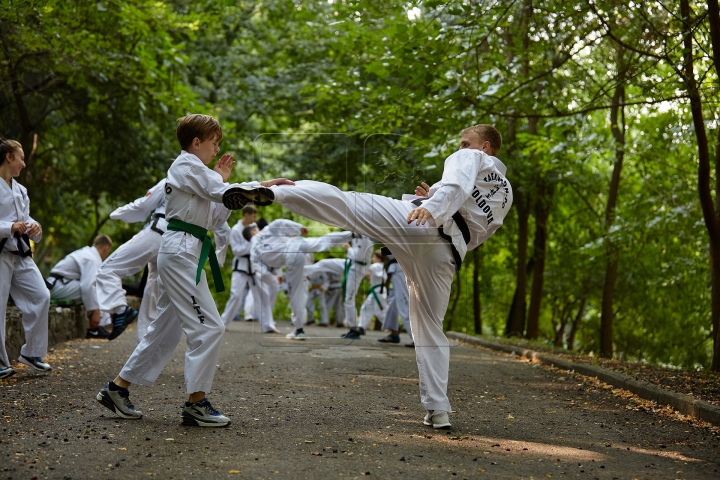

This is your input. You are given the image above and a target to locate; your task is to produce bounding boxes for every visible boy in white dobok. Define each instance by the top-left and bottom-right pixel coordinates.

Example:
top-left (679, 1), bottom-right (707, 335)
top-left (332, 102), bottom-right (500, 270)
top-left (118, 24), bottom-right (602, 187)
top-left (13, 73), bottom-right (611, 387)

top-left (220, 205), bottom-right (258, 327)
top-left (341, 234), bottom-right (374, 338)
top-left (0, 139), bottom-right (51, 378)
top-left (47, 235), bottom-right (113, 338)
top-left (358, 249), bottom-right (387, 331)
top-left (97, 114), bottom-right (292, 427)
top-left (378, 254), bottom-right (413, 346)
top-left (305, 269), bottom-right (329, 326)
top-left (223, 125), bottom-right (512, 429)
top-left (303, 257), bottom-right (345, 327)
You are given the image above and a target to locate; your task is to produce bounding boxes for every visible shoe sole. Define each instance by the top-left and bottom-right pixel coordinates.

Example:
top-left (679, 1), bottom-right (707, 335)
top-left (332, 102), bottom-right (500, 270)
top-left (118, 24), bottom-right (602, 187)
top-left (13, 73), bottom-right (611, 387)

top-left (181, 415), bottom-right (231, 427)
top-left (0, 370), bottom-right (16, 379)
top-left (222, 186), bottom-right (275, 209)
top-left (377, 338), bottom-right (400, 343)
top-left (286, 336), bottom-right (306, 340)
top-left (17, 357), bottom-right (51, 372)
top-left (95, 391), bottom-right (143, 419)
top-left (108, 310), bottom-right (138, 341)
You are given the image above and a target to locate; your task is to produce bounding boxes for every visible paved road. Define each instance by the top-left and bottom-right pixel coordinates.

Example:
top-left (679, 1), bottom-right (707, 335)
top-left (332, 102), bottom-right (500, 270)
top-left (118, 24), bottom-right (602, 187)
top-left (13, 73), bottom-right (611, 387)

top-left (2, 321), bottom-right (719, 479)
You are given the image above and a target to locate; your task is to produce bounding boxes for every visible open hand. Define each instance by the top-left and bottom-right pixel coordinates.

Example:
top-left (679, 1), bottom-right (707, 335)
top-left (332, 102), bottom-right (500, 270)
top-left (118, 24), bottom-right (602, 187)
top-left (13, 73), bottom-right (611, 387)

top-left (414, 182), bottom-right (431, 197)
top-left (11, 221), bottom-right (27, 235)
top-left (260, 178), bottom-right (295, 188)
top-left (407, 207), bottom-right (434, 226)
top-left (27, 223), bottom-right (41, 237)
top-left (213, 154), bottom-right (235, 182)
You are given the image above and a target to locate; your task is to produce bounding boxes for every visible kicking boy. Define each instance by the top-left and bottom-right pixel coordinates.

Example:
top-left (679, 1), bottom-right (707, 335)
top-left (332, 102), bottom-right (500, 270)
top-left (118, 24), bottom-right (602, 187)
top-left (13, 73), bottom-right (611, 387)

top-left (223, 124), bottom-right (512, 429)
top-left (96, 114), bottom-right (292, 426)
top-left (0, 139), bottom-right (51, 377)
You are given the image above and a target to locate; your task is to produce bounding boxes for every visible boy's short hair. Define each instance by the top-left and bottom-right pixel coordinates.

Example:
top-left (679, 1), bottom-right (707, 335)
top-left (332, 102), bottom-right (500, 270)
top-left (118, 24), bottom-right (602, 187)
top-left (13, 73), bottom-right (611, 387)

top-left (0, 138), bottom-right (22, 165)
top-left (176, 114), bottom-right (223, 150)
top-left (242, 225), bottom-right (259, 242)
top-left (256, 218), bottom-right (268, 230)
top-left (374, 248), bottom-right (384, 259)
top-left (462, 124), bottom-right (502, 155)
top-left (242, 205), bottom-right (258, 215)
top-left (93, 235), bottom-right (113, 249)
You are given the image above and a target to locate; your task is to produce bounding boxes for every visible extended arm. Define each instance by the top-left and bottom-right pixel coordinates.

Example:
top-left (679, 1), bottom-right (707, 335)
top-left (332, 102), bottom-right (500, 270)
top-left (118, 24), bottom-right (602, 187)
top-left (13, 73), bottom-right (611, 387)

top-left (110, 179), bottom-right (166, 223)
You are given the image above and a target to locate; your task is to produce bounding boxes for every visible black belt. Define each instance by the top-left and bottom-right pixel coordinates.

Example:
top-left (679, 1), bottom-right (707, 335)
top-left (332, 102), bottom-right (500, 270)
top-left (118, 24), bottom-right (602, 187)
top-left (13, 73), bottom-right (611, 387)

top-left (44, 272), bottom-right (69, 290)
top-left (150, 213), bottom-right (166, 235)
top-left (0, 233), bottom-right (33, 258)
top-left (233, 254), bottom-right (255, 285)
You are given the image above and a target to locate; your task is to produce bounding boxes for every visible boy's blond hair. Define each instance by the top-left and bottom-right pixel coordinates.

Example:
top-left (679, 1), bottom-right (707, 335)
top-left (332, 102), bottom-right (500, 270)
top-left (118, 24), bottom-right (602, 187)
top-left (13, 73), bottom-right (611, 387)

top-left (93, 235), bottom-right (113, 249)
top-left (462, 124), bottom-right (502, 155)
top-left (176, 114), bottom-right (223, 150)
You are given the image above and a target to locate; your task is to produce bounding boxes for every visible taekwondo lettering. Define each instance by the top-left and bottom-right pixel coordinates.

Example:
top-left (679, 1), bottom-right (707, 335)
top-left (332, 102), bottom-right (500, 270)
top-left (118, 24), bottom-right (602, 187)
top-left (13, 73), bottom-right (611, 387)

top-left (472, 174), bottom-right (510, 226)
top-left (165, 183), bottom-right (172, 195)
top-left (190, 295), bottom-right (205, 324)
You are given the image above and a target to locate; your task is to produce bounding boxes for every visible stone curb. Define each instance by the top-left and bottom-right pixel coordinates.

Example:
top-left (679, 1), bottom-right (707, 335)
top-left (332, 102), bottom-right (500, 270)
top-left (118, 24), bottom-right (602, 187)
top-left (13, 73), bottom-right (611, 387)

top-left (446, 331), bottom-right (720, 426)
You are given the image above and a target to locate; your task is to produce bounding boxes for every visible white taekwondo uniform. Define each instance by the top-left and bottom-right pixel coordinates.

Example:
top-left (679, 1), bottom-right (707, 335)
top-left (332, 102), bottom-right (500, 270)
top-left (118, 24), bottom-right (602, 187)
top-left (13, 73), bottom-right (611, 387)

top-left (96, 179), bottom-right (229, 341)
top-left (305, 270), bottom-right (329, 325)
top-left (358, 262), bottom-right (388, 329)
top-left (0, 179), bottom-right (49, 368)
top-left (48, 245), bottom-right (109, 326)
top-left (343, 235), bottom-right (374, 328)
top-left (304, 258), bottom-right (345, 326)
top-left (253, 220), bottom-right (353, 330)
top-left (220, 220), bottom-right (257, 327)
top-left (270, 148), bottom-right (512, 413)
top-left (382, 256), bottom-right (412, 338)
top-left (119, 151), bottom-right (252, 394)
top-left (249, 233), bottom-right (279, 333)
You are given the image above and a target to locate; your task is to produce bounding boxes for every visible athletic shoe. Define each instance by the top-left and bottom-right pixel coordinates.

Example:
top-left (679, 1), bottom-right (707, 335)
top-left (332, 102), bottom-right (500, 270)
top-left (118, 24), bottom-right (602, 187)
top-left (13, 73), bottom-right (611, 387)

top-left (358, 327), bottom-right (366, 335)
top-left (341, 329), bottom-right (361, 339)
top-left (108, 306), bottom-right (138, 341)
top-left (18, 355), bottom-right (51, 372)
top-left (405, 342), bottom-right (415, 348)
top-left (222, 185), bottom-right (275, 210)
top-left (423, 410), bottom-right (451, 429)
top-left (264, 329), bottom-right (282, 334)
top-left (86, 326), bottom-right (110, 339)
top-left (96, 383), bottom-right (143, 419)
top-left (286, 330), bottom-right (306, 340)
top-left (182, 398), bottom-right (231, 427)
top-left (378, 334), bottom-right (400, 344)
top-left (304, 320), bottom-right (315, 326)
top-left (336, 323), bottom-right (345, 328)
top-left (318, 323), bottom-right (329, 327)
top-left (0, 367), bottom-right (16, 379)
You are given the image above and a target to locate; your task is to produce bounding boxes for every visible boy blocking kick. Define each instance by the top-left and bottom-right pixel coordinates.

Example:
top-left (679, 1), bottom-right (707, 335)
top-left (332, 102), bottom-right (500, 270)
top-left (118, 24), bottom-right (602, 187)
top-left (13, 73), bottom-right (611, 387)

top-left (96, 114), bottom-right (292, 426)
top-left (223, 124), bottom-right (512, 429)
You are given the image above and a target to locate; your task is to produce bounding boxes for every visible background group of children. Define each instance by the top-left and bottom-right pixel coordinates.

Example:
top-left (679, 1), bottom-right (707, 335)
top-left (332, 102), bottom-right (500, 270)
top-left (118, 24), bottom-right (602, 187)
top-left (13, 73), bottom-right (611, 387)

top-left (2, 115), bottom-right (512, 431)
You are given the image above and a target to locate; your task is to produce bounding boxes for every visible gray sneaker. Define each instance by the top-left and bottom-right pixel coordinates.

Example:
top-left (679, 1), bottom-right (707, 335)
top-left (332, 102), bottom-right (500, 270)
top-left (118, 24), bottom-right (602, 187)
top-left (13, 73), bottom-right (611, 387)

top-left (18, 355), bottom-right (51, 372)
top-left (222, 185), bottom-right (275, 209)
top-left (96, 383), bottom-right (143, 419)
top-left (0, 366), bottom-right (16, 379)
top-left (182, 398), bottom-right (231, 427)
top-left (423, 410), bottom-right (451, 429)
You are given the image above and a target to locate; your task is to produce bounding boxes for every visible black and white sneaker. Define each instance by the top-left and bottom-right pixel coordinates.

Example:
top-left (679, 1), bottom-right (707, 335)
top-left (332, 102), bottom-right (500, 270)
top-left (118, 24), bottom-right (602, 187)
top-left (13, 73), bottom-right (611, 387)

top-left (222, 185), bottom-right (275, 210)
top-left (182, 398), bottom-right (231, 427)
top-left (108, 306), bottom-right (138, 340)
top-left (357, 327), bottom-right (366, 335)
top-left (378, 334), bottom-right (400, 344)
top-left (18, 355), bottom-right (51, 372)
top-left (0, 366), bottom-right (16, 379)
top-left (87, 326), bottom-right (111, 339)
top-left (341, 329), bottom-right (361, 339)
top-left (96, 382), bottom-right (143, 419)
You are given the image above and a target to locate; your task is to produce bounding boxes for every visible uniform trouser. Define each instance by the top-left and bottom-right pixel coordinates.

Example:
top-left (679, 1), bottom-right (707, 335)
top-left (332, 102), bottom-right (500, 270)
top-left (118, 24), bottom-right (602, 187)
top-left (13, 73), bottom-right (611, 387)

top-left (136, 261), bottom-right (159, 342)
top-left (306, 288), bottom-right (328, 325)
top-left (359, 291), bottom-right (387, 329)
top-left (96, 226), bottom-right (163, 313)
top-left (244, 289), bottom-right (255, 320)
top-left (285, 252), bottom-right (309, 330)
top-left (382, 272), bottom-right (413, 338)
top-left (325, 287), bottom-right (343, 325)
top-left (119, 251), bottom-right (224, 394)
top-left (50, 279), bottom-right (111, 327)
top-left (220, 271), bottom-right (255, 327)
top-left (254, 270), bottom-right (279, 333)
top-left (343, 266), bottom-right (365, 328)
top-left (0, 253), bottom-right (49, 367)
top-left (273, 180), bottom-right (456, 413)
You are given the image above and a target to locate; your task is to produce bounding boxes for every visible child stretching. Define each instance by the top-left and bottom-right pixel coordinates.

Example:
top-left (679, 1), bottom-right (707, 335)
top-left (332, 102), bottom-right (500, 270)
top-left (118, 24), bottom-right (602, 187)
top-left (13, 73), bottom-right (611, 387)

top-left (96, 114), bottom-right (292, 426)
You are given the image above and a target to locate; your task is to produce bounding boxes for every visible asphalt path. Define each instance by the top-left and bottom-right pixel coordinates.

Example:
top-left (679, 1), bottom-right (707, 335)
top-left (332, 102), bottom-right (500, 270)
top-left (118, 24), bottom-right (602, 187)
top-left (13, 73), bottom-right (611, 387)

top-left (2, 320), bottom-right (719, 479)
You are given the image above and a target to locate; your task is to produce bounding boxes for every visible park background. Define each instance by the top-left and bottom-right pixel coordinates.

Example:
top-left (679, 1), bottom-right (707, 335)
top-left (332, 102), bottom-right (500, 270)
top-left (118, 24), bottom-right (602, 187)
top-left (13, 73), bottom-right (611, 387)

top-left (1, 0), bottom-right (719, 371)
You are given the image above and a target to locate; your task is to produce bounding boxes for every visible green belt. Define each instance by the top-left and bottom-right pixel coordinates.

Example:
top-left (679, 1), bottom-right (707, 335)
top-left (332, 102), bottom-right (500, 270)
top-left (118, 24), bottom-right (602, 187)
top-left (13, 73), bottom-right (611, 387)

top-left (341, 258), bottom-right (369, 296)
top-left (167, 219), bottom-right (225, 293)
top-left (367, 284), bottom-right (383, 307)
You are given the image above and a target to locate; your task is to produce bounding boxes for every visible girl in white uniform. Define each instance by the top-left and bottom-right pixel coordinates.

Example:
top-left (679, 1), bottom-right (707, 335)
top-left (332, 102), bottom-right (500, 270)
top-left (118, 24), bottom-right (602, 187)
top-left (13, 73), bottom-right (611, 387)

top-left (0, 139), bottom-right (51, 378)
top-left (226, 125), bottom-right (512, 429)
top-left (96, 114), bottom-right (291, 426)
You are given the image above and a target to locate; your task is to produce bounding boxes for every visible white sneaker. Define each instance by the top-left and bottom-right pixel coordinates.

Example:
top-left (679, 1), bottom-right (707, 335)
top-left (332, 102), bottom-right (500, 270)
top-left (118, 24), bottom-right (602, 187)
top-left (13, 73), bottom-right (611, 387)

top-left (182, 398), bottom-right (230, 427)
top-left (423, 410), bottom-right (451, 429)
top-left (18, 355), bottom-right (51, 372)
top-left (286, 330), bottom-right (306, 340)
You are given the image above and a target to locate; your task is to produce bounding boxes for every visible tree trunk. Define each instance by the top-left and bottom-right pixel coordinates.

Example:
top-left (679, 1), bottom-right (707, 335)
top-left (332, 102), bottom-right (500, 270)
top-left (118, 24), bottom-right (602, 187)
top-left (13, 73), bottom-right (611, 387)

top-left (507, 192), bottom-right (530, 337)
top-left (600, 46), bottom-right (627, 358)
top-left (684, 0), bottom-right (720, 369)
top-left (506, 256), bottom-right (534, 336)
top-left (567, 296), bottom-right (586, 351)
top-left (526, 177), bottom-right (552, 339)
top-left (473, 246), bottom-right (482, 335)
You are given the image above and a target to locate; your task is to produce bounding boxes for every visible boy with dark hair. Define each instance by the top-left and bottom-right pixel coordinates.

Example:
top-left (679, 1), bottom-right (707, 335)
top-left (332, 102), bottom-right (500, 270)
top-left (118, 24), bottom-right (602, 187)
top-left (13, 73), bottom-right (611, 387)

top-left (220, 204), bottom-right (258, 327)
top-left (223, 124), bottom-right (512, 429)
top-left (96, 114), bottom-right (292, 426)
